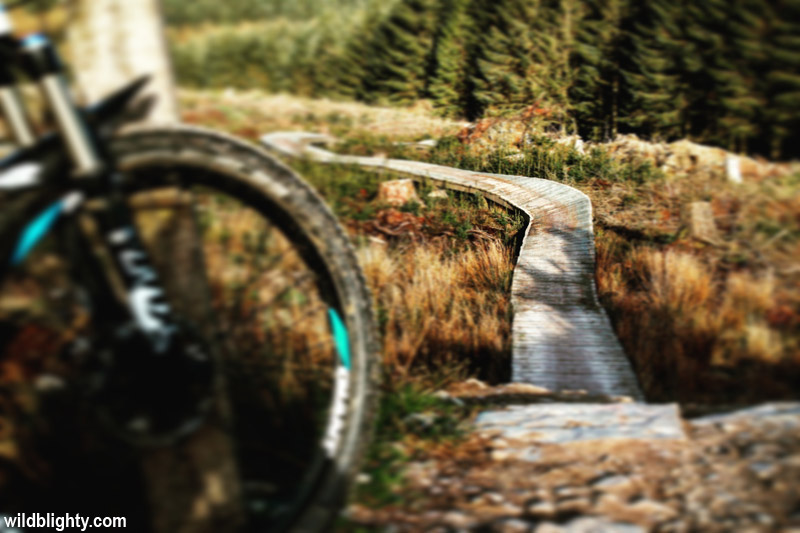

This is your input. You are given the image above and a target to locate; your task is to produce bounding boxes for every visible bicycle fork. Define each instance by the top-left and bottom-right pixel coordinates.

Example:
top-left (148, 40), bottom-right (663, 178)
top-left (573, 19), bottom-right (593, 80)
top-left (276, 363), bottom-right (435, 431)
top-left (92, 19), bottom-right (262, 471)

top-left (3, 28), bottom-right (182, 356)
top-left (1, 21), bottom-right (215, 440)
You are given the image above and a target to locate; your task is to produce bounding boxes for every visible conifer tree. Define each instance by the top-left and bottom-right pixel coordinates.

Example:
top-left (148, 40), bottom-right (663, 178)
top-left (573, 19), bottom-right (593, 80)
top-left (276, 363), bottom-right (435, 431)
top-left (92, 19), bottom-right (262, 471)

top-left (363, 0), bottom-right (438, 104)
top-left (472, 0), bottom-right (580, 125)
top-left (461, 0), bottom-right (504, 118)
top-left (533, 0), bottom-right (583, 130)
top-left (309, 23), bottom-right (346, 97)
top-left (177, 0), bottom-right (799, 158)
top-left (618, 0), bottom-right (685, 140)
top-left (428, 0), bottom-right (471, 116)
top-left (472, 0), bottom-right (539, 114)
top-left (326, 6), bottom-right (386, 100)
top-left (567, 3), bottom-right (599, 136)
top-left (759, 0), bottom-right (800, 157)
top-left (710, 0), bottom-right (765, 152)
top-left (679, 0), bottom-right (735, 145)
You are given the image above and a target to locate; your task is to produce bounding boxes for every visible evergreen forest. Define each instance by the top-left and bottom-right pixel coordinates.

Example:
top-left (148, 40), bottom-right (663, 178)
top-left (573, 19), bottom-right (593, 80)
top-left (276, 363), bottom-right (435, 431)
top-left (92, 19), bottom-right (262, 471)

top-left (168, 0), bottom-right (800, 159)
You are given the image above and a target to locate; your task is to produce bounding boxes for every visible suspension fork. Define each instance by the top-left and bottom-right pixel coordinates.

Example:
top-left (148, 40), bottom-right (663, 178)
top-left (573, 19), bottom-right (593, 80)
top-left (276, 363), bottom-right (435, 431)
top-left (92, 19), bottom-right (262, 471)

top-left (0, 6), bottom-right (34, 147)
top-left (13, 31), bottom-right (183, 353)
top-left (0, 72), bottom-right (35, 148)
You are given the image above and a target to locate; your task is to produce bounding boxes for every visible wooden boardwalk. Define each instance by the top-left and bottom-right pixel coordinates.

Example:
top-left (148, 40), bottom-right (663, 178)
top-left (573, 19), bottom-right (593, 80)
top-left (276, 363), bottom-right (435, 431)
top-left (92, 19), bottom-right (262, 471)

top-left (261, 132), bottom-right (644, 401)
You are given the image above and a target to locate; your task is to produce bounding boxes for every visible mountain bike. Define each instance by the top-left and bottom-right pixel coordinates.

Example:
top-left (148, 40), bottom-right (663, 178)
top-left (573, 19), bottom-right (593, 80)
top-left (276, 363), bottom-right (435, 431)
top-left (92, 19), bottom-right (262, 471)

top-left (0, 1), bottom-right (378, 531)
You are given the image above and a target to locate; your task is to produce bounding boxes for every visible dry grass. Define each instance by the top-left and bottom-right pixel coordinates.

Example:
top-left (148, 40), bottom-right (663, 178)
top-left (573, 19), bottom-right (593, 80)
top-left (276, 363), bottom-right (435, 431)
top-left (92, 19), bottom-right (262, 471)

top-left (359, 239), bottom-right (513, 384)
top-left (180, 89), bottom-right (517, 387)
top-left (180, 90), bottom-right (465, 142)
top-left (586, 152), bottom-right (800, 403)
top-left (180, 88), bottom-right (800, 405)
top-left (410, 113), bottom-right (800, 405)
top-left (596, 231), bottom-right (799, 403)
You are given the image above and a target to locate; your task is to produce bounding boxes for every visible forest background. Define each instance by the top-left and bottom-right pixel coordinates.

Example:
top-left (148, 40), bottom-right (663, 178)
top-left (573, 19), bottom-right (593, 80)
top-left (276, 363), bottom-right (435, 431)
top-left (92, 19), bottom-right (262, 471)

top-left (167, 0), bottom-right (800, 160)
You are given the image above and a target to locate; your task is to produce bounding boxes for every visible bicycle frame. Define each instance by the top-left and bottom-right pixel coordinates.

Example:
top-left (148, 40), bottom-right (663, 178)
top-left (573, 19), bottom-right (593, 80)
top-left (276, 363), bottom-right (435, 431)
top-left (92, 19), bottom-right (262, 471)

top-left (0, 2), bottom-right (182, 355)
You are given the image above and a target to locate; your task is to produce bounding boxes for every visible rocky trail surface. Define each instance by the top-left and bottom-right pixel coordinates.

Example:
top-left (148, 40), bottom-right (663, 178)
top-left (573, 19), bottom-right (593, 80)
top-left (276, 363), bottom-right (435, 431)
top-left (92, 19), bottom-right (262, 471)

top-left (348, 383), bottom-right (800, 533)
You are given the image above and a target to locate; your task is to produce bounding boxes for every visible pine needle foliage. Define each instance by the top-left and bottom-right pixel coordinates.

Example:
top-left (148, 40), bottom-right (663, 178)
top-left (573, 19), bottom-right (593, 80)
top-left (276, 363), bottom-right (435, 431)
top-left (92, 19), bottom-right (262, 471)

top-left (170, 0), bottom-right (800, 158)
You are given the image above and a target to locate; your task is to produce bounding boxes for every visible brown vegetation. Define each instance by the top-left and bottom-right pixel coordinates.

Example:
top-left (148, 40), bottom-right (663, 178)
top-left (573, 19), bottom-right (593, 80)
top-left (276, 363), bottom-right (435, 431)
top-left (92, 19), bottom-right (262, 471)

top-left (183, 90), bottom-right (800, 405)
top-left (360, 238), bottom-right (513, 384)
top-left (183, 94), bottom-right (519, 388)
top-left (416, 113), bottom-right (800, 405)
top-left (582, 141), bottom-right (800, 403)
top-left (180, 90), bottom-right (464, 142)
top-left (595, 234), bottom-right (799, 403)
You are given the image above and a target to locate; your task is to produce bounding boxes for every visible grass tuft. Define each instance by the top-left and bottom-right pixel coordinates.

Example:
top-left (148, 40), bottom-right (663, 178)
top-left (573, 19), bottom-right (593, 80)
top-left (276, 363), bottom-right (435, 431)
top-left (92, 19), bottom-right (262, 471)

top-left (359, 239), bottom-right (513, 384)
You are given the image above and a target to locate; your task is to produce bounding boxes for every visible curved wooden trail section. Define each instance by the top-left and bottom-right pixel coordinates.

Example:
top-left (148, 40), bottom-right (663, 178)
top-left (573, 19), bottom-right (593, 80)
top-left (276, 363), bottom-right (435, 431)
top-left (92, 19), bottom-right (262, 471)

top-left (261, 132), bottom-right (644, 401)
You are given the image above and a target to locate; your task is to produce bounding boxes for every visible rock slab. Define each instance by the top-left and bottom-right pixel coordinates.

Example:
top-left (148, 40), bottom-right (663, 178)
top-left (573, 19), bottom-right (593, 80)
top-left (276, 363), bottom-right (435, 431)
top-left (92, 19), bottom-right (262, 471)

top-left (476, 403), bottom-right (685, 445)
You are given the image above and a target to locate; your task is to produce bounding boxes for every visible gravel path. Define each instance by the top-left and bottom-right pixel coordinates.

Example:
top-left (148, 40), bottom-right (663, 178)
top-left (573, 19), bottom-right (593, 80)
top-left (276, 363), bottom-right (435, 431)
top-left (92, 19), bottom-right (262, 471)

top-left (347, 395), bottom-right (800, 533)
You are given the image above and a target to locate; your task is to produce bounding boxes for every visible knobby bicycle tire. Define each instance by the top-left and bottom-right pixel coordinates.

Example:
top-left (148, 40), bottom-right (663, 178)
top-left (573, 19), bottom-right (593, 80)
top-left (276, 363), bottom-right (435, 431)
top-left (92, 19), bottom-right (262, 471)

top-left (0, 125), bottom-right (380, 532)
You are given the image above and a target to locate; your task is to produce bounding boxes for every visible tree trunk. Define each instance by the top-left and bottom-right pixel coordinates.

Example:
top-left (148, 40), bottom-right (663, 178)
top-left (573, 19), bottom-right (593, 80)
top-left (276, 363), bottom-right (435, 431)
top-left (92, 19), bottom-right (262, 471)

top-left (66, 0), bottom-right (178, 123)
top-left (144, 201), bottom-right (245, 533)
top-left (66, 3), bottom-right (244, 531)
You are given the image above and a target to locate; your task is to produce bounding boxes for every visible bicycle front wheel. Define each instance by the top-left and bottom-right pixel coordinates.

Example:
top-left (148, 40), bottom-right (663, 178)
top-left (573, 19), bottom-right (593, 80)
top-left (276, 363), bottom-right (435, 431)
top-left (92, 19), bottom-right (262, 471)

top-left (118, 125), bottom-right (380, 531)
top-left (0, 125), bottom-right (379, 532)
